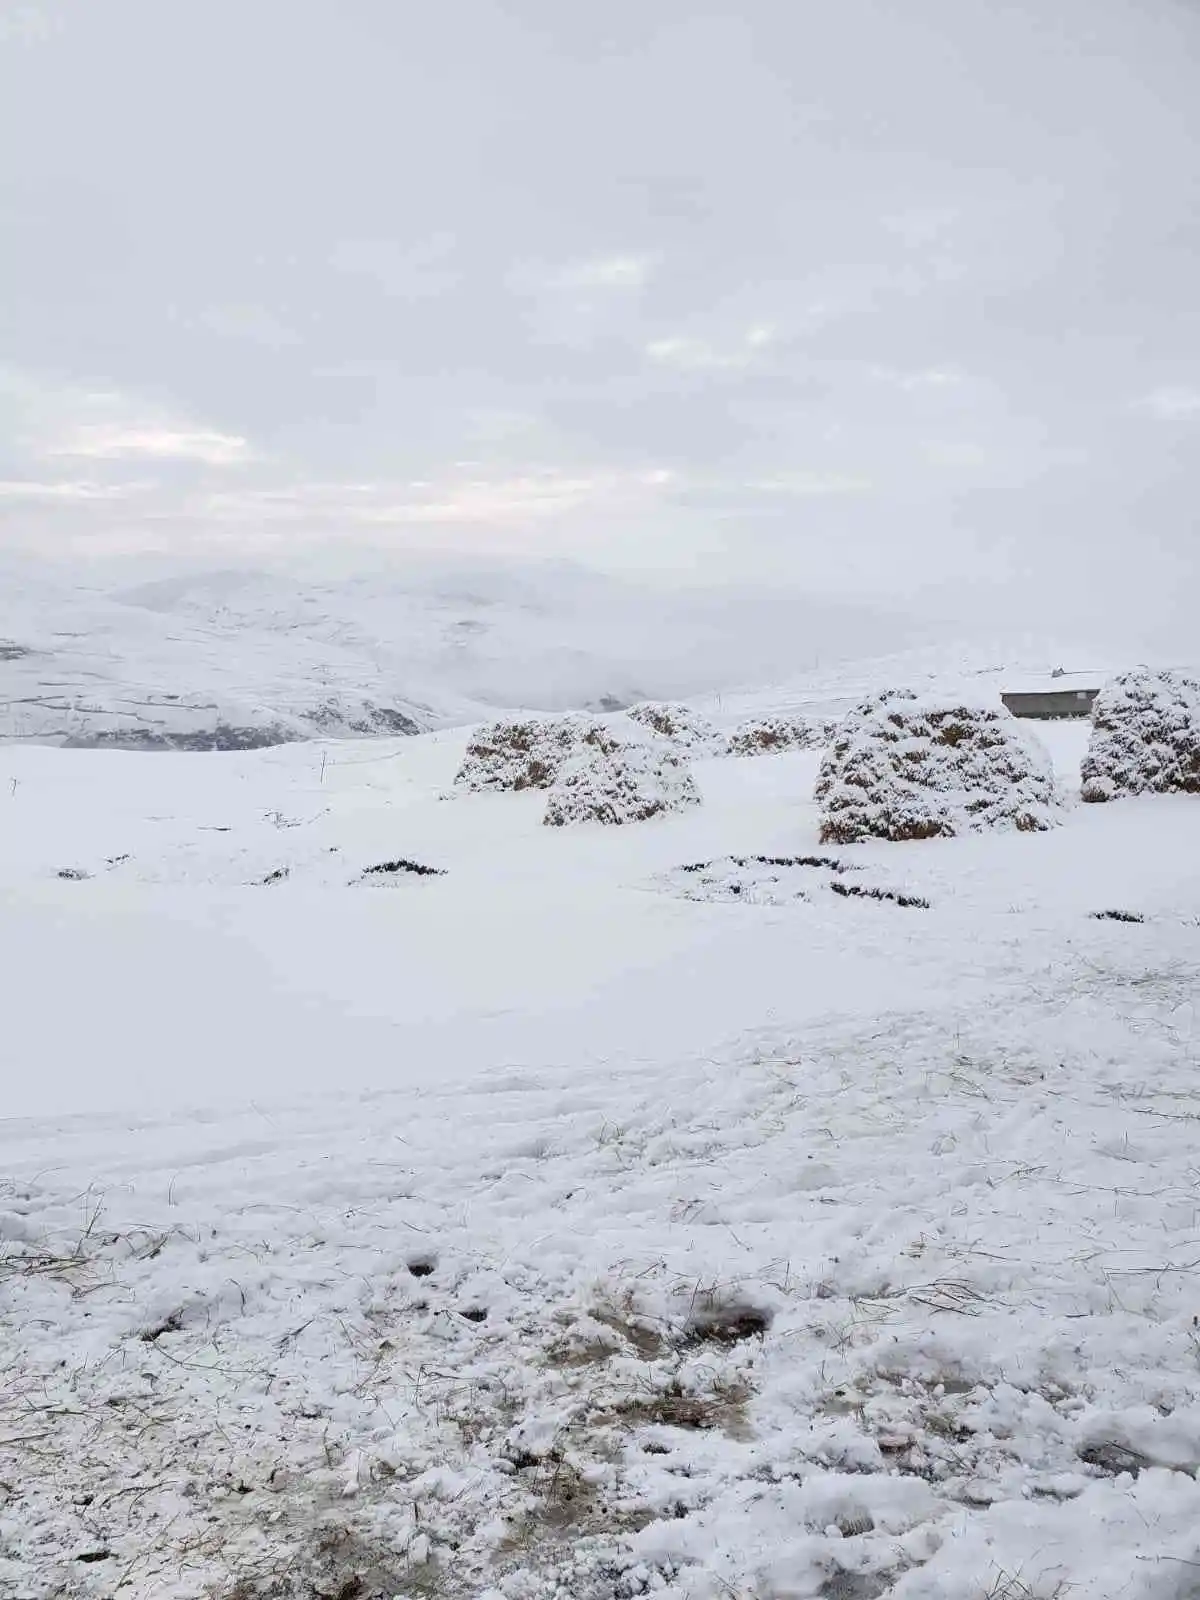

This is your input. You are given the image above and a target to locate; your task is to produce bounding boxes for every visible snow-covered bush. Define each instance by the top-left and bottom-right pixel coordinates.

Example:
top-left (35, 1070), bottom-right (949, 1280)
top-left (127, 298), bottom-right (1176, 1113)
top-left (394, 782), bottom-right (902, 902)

top-left (816, 689), bottom-right (1061, 843)
top-left (726, 714), bottom-right (837, 757)
top-left (624, 701), bottom-right (722, 753)
top-left (544, 726), bottom-right (702, 826)
top-left (1081, 668), bottom-right (1200, 803)
top-left (454, 715), bottom-right (589, 793)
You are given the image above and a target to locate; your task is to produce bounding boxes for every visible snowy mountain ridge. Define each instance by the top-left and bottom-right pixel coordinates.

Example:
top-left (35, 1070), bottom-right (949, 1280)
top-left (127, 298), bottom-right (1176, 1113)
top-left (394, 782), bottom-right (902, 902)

top-left (0, 557), bottom-right (1136, 749)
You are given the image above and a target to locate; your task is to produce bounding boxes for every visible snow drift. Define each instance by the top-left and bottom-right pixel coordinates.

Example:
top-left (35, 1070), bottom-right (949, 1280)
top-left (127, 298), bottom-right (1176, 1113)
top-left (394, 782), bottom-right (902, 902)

top-left (1081, 667), bottom-right (1200, 802)
top-left (816, 689), bottom-right (1061, 843)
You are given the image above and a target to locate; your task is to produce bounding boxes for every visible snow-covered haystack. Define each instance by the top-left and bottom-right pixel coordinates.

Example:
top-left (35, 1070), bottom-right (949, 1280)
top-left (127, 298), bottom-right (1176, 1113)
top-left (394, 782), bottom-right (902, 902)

top-left (544, 726), bottom-right (702, 827)
top-left (1081, 668), bottom-right (1200, 803)
top-left (727, 714), bottom-right (837, 757)
top-left (625, 701), bottom-right (722, 753)
top-left (816, 689), bottom-right (1061, 844)
top-left (454, 715), bottom-right (589, 793)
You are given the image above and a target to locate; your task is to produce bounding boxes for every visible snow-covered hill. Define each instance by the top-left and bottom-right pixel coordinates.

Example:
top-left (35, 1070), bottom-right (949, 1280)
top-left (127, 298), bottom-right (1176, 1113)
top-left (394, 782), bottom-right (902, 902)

top-left (0, 555), bottom-right (1133, 750)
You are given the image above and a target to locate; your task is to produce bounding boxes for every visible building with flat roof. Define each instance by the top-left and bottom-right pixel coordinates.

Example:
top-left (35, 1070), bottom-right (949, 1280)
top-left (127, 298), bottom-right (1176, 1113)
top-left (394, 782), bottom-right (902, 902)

top-left (1001, 687), bottom-right (1098, 720)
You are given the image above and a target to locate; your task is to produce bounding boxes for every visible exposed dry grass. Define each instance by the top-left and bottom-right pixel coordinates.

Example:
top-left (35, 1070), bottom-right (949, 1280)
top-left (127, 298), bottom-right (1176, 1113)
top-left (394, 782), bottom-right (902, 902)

top-left (597, 1376), bottom-right (752, 1438)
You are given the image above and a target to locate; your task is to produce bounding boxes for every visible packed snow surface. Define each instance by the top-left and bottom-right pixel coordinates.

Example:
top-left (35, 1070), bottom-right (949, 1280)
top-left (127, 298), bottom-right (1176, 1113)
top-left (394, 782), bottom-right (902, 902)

top-left (2, 708), bottom-right (1200, 1599)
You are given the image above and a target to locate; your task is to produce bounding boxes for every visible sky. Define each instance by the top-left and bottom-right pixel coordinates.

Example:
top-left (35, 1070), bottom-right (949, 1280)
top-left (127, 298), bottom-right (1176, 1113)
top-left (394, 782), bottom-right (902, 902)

top-left (1, 0), bottom-right (1198, 642)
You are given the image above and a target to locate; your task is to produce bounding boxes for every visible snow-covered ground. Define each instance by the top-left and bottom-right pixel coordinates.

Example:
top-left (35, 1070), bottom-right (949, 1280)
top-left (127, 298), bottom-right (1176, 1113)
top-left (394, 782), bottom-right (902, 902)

top-left (3, 713), bottom-right (1200, 1599)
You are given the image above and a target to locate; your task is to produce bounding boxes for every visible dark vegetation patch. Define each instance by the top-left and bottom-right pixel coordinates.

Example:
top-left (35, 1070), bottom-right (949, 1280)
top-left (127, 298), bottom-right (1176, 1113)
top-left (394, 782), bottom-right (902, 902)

top-left (1091, 909), bottom-right (1145, 924)
top-left (454, 715), bottom-right (586, 793)
top-left (819, 1575), bottom-right (891, 1600)
top-left (545, 1303), bottom-right (670, 1368)
top-left (140, 1311), bottom-right (184, 1343)
top-left (679, 853), bottom-right (852, 875)
top-left (493, 1446), bottom-right (660, 1557)
top-left (830, 881), bottom-right (931, 910)
top-left (259, 867), bottom-right (291, 885)
top-left (1081, 667), bottom-right (1200, 802)
top-left (223, 1525), bottom-right (408, 1600)
top-left (542, 725), bottom-right (701, 827)
top-left (517, 1456), bottom-right (595, 1533)
top-left (600, 1378), bottom-right (752, 1436)
top-left (63, 723), bottom-right (301, 752)
top-left (359, 859), bottom-right (446, 879)
top-left (590, 1306), bottom-right (668, 1359)
top-left (682, 1300), bottom-right (773, 1346)
top-left (1078, 1439), bottom-right (1152, 1477)
top-left (726, 714), bottom-right (838, 756)
top-left (301, 701), bottom-right (420, 738)
top-left (817, 690), bottom-right (1060, 843)
top-left (625, 701), bottom-right (719, 749)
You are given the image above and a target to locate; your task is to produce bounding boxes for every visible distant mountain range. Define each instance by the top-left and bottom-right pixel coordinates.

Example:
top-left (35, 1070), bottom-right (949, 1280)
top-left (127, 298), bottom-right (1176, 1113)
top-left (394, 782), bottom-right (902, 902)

top-left (0, 555), bottom-right (1132, 748)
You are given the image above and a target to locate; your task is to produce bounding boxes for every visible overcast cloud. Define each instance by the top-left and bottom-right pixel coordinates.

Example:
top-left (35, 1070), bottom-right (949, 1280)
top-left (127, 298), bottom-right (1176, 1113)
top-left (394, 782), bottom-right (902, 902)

top-left (1, 0), bottom-right (1198, 643)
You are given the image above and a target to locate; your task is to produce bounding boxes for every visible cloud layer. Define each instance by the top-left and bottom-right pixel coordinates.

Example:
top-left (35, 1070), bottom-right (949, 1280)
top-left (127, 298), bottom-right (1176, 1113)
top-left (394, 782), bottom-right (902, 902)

top-left (1, 0), bottom-right (1198, 645)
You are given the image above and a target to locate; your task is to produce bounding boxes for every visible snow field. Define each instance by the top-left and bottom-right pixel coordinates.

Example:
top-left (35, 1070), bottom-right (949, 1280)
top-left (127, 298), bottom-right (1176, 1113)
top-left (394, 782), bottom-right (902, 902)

top-left (2, 718), bottom-right (1200, 1598)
